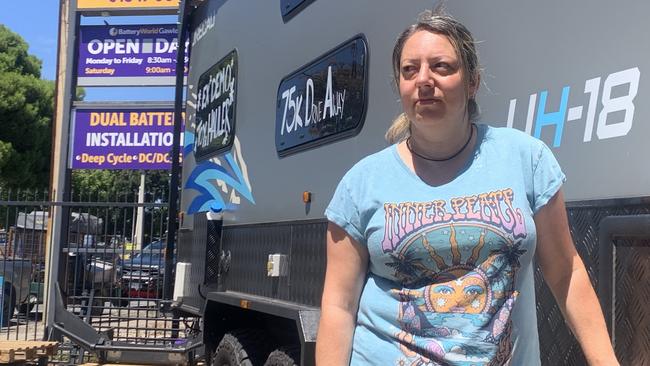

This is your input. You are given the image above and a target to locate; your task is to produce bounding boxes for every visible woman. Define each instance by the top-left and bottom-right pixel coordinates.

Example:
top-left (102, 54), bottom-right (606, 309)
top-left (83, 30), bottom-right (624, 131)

top-left (316, 9), bottom-right (619, 366)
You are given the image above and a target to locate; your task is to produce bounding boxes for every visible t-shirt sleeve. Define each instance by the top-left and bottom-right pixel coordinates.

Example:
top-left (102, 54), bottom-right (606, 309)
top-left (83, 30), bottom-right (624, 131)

top-left (531, 142), bottom-right (566, 213)
top-left (325, 173), bottom-right (365, 244)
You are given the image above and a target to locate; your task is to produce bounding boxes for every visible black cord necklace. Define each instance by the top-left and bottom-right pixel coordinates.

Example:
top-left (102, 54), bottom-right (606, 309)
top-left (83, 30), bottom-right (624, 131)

top-left (406, 124), bottom-right (475, 162)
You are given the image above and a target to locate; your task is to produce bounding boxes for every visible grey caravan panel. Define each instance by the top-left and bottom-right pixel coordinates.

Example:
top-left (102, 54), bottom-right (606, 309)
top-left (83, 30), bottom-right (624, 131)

top-left (182, 0), bottom-right (650, 227)
top-left (181, 0), bottom-right (437, 226)
top-left (444, 1), bottom-right (650, 202)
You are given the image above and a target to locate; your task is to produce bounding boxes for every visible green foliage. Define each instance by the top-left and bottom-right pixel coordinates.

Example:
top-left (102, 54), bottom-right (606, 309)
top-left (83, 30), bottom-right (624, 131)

top-left (0, 25), bottom-right (54, 189)
top-left (75, 86), bottom-right (86, 101)
top-left (0, 25), bottom-right (41, 77)
top-left (0, 25), bottom-right (171, 196)
top-left (71, 169), bottom-right (170, 197)
top-left (70, 169), bottom-right (171, 241)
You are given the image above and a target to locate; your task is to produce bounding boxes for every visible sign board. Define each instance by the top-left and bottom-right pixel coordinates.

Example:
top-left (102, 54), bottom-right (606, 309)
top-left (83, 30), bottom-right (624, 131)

top-left (77, 24), bottom-right (188, 86)
top-left (77, 0), bottom-right (180, 11)
top-left (275, 36), bottom-right (368, 156)
top-left (71, 108), bottom-right (184, 170)
top-left (194, 50), bottom-right (238, 161)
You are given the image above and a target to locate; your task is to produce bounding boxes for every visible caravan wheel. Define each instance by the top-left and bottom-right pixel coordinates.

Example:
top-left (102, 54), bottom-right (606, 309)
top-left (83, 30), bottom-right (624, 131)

top-left (263, 348), bottom-right (299, 366)
top-left (211, 329), bottom-right (267, 366)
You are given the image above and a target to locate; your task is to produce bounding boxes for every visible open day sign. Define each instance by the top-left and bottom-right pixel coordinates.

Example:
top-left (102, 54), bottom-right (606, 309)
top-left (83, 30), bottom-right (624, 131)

top-left (77, 24), bottom-right (188, 86)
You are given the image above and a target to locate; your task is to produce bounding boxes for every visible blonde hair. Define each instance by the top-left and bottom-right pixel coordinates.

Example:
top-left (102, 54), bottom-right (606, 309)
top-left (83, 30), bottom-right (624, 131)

top-left (385, 8), bottom-right (481, 143)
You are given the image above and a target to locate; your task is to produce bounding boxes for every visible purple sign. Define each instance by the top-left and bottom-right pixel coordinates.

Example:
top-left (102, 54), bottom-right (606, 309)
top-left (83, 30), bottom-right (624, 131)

top-left (77, 24), bottom-right (188, 86)
top-left (71, 109), bottom-right (184, 170)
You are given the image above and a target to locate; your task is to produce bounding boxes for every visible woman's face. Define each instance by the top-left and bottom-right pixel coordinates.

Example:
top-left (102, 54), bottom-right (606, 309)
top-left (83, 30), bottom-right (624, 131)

top-left (398, 30), bottom-right (472, 128)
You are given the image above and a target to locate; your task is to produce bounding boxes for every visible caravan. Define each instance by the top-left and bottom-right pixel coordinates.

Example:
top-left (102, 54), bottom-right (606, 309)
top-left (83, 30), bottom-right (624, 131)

top-left (172, 1), bottom-right (649, 365)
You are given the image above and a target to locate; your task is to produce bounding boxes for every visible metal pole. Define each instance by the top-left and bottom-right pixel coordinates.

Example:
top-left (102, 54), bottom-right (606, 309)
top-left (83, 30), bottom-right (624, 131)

top-left (45, 0), bottom-right (78, 333)
top-left (163, 0), bottom-right (191, 301)
top-left (134, 171), bottom-right (146, 248)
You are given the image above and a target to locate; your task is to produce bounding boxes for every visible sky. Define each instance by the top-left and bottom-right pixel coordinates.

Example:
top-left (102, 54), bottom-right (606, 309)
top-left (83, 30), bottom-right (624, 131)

top-left (0, 1), bottom-right (59, 81)
top-left (0, 1), bottom-right (178, 101)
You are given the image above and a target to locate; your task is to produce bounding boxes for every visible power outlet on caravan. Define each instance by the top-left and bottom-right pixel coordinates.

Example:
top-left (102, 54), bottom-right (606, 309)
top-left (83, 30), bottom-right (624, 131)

top-left (267, 254), bottom-right (288, 277)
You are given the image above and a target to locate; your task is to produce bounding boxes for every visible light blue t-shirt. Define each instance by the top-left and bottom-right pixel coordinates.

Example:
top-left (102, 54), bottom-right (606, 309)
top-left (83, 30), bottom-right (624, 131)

top-left (325, 124), bottom-right (565, 366)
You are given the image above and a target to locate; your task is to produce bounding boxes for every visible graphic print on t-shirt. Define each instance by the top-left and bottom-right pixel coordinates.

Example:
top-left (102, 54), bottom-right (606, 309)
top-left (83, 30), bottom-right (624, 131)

top-left (381, 188), bottom-right (528, 366)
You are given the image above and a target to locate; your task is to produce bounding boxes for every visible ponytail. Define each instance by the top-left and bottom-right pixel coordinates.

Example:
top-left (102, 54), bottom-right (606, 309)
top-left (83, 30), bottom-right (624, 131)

top-left (385, 113), bottom-right (410, 144)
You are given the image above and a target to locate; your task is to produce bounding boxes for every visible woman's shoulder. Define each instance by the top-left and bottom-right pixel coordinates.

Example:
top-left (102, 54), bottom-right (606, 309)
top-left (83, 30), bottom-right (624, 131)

top-left (480, 124), bottom-right (558, 174)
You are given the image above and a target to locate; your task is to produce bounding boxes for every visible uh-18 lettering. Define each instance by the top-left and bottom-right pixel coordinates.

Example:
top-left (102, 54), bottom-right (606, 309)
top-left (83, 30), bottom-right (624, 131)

top-left (506, 67), bottom-right (640, 147)
top-left (280, 65), bottom-right (347, 136)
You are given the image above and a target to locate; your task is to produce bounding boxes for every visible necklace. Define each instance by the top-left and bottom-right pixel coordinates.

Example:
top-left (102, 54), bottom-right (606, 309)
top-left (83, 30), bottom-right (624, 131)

top-left (406, 124), bottom-right (475, 162)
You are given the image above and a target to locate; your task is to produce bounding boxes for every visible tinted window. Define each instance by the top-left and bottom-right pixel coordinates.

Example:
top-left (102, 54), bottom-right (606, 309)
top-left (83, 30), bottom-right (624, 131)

top-left (194, 50), bottom-right (238, 160)
top-left (275, 36), bottom-right (368, 157)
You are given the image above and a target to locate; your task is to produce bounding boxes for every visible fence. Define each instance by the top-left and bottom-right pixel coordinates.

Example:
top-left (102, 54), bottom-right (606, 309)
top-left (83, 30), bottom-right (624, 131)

top-left (0, 189), bottom-right (201, 365)
top-left (0, 190), bottom-right (50, 342)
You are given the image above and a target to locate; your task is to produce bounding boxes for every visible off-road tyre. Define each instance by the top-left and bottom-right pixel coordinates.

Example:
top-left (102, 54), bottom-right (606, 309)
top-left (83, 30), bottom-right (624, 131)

top-left (263, 347), bottom-right (299, 366)
top-left (211, 329), bottom-right (268, 366)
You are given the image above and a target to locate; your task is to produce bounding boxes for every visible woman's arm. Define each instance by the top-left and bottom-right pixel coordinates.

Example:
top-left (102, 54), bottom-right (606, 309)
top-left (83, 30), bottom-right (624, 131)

top-left (534, 190), bottom-right (619, 366)
top-left (316, 222), bottom-right (369, 366)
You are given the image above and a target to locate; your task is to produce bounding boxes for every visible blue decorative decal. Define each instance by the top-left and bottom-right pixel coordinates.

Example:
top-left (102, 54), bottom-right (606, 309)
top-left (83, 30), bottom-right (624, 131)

top-left (183, 131), bottom-right (195, 156)
top-left (184, 143), bottom-right (254, 214)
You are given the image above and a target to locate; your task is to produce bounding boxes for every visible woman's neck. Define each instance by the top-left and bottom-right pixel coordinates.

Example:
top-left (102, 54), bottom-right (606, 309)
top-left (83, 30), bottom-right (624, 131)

top-left (408, 121), bottom-right (474, 161)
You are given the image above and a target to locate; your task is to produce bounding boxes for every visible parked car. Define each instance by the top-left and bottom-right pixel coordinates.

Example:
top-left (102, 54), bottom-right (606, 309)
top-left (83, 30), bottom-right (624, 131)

top-left (119, 241), bottom-right (175, 300)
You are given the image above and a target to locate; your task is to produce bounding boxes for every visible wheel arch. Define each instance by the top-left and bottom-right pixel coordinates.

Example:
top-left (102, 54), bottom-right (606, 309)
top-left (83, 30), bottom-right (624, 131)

top-left (202, 293), bottom-right (319, 366)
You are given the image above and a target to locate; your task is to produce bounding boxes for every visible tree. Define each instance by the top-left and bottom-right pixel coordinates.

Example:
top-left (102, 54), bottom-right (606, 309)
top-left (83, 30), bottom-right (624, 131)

top-left (71, 169), bottom-right (170, 198)
top-left (70, 169), bottom-right (171, 244)
top-left (0, 25), bottom-right (54, 189)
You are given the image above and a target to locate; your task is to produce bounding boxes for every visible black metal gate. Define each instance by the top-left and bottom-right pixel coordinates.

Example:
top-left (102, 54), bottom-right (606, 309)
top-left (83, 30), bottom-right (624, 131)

top-left (48, 190), bottom-right (201, 365)
top-left (0, 190), bottom-right (49, 342)
top-left (0, 190), bottom-right (202, 364)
